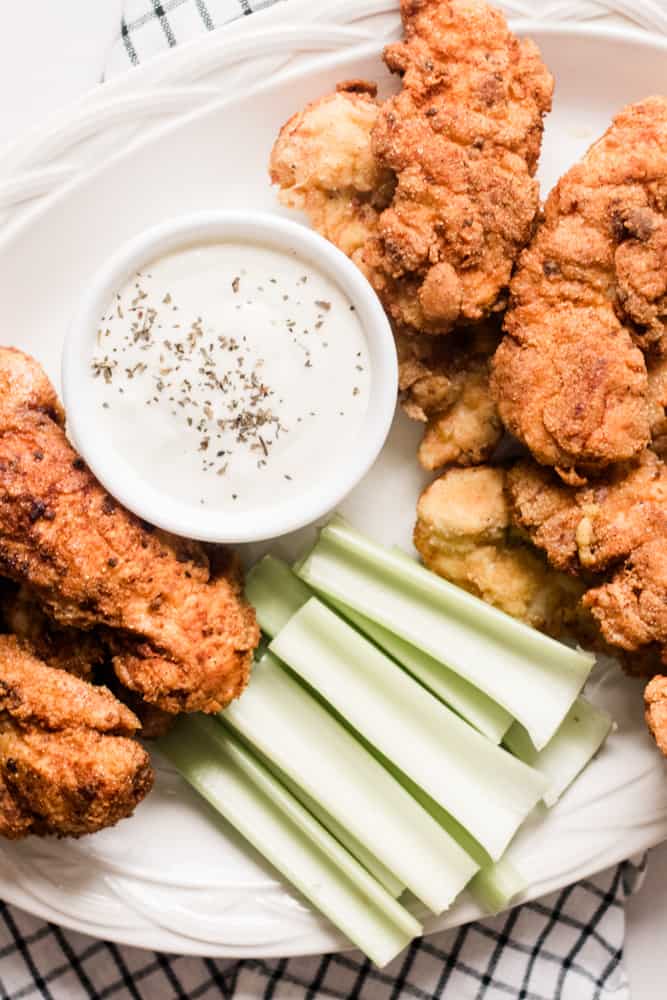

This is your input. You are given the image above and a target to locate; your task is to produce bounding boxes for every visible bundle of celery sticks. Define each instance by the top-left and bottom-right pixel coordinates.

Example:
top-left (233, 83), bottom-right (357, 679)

top-left (159, 516), bottom-right (612, 967)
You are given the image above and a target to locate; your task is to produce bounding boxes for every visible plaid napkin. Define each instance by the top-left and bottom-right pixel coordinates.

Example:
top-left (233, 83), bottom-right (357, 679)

top-left (0, 858), bottom-right (646, 998)
top-left (0, 2), bottom-right (652, 998)
top-left (106, 0), bottom-right (275, 76)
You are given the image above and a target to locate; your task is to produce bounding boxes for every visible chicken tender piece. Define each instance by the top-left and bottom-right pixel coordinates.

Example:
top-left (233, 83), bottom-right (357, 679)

top-left (0, 581), bottom-right (104, 681)
top-left (645, 675), bottom-right (667, 756)
top-left (0, 635), bottom-right (152, 838)
top-left (493, 98), bottom-right (667, 476)
top-left (270, 82), bottom-right (395, 265)
top-left (272, 87), bottom-right (504, 470)
top-left (584, 540), bottom-right (667, 658)
top-left (508, 451), bottom-right (667, 574)
top-left (494, 308), bottom-right (648, 481)
top-left (0, 348), bottom-right (259, 715)
top-left (367, 0), bottom-right (553, 333)
top-left (508, 451), bottom-right (667, 686)
top-left (0, 580), bottom-right (172, 736)
top-left (414, 465), bottom-right (585, 634)
top-left (270, 0), bottom-right (553, 336)
top-left (399, 323), bottom-right (503, 469)
top-left (0, 347), bottom-right (64, 427)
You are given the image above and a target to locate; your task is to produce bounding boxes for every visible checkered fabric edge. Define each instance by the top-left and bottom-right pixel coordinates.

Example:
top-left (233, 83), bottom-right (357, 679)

top-left (106, 0), bottom-right (278, 76)
top-left (0, 857), bottom-right (646, 999)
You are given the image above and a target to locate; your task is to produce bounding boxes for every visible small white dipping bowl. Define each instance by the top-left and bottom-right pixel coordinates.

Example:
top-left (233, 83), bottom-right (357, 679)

top-left (63, 211), bottom-right (397, 544)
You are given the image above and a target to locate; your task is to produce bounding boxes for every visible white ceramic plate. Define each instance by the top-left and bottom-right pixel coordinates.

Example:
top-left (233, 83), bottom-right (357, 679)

top-left (1, 0), bottom-right (667, 959)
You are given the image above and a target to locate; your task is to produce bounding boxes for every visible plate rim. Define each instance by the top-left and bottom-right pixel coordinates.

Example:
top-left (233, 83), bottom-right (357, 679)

top-left (3, 14), bottom-right (667, 238)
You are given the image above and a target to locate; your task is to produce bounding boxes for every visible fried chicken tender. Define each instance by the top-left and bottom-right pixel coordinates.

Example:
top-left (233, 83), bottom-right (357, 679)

top-left (272, 85), bottom-right (504, 470)
top-left (645, 675), bottom-right (667, 756)
top-left (272, 2), bottom-right (553, 335)
top-left (399, 323), bottom-right (503, 469)
top-left (584, 540), bottom-right (667, 657)
top-left (0, 581), bottom-right (104, 680)
top-left (414, 465), bottom-right (586, 633)
top-left (492, 98), bottom-right (667, 476)
top-left (0, 580), bottom-right (173, 736)
top-left (270, 82), bottom-right (395, 266)
top-left (507, 450), bottom-right (667, 696)
top-left (507, 450), bottom-right (667, 575)
top-left (0, 635), bottom-right (152, 838)
top-left (0, 348), bottom-right (259, 715)
top-left (367, 0), bottom-right (553, 333)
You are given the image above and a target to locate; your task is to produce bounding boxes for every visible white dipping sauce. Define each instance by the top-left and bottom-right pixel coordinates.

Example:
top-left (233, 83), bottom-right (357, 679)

top-left (90, 243), bottom-right (370, 513)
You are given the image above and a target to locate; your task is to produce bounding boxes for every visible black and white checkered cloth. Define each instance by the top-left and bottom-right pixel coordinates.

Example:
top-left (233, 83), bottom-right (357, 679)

top-left (105, 0), bottom-right (277, 76)
top-left (0, 2), bottom-right (652, 997)
top-left (0, 858), bottom-right (647, 998)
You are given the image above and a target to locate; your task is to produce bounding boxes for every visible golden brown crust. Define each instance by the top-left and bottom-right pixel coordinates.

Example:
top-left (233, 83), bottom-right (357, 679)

top-left (271, 83), bottom-right (509, 471)
top-left (0, 635), bottom-right (139, 734)
top-left (368, 0), bottom-right (553, 333)
top-left (506, 450), bottom-right (667, 688)
top-left (0, 348), bottom-right (259, 715)
top-left (507, 450), bottom-right (667, 574)
top-left (398, 323), bottom-right (503, 470)
top-left (414, 465), bottom-right (587, 634)
top-left (584, 540), bottom-right (667, 655)
top-left (270, 1), bottom-right (552, 474)
top-left (645, 675), bottom-right (667, 756)
top-left (0, 581), bottom-right (105, 681)
top-left (0, 347), bottom-right (64, 428)
top-left (270, 87), bottom-right (394, 262)
top-left (0, 580), bottom-right (172, 735)
top-left (95, 665), bottom-right (176, 740)
top-left (493, 97), bottom-right (667, 474)
top-left (0, 635), bottom-right (152, 839)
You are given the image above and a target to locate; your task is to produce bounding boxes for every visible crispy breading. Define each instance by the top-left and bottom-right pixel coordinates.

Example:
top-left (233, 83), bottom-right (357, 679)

top-left (0, 581), bottom-right (104, 681)
top-left (367, 0), bottom-right (553, 333)
top-left (645, 675), bottom-right (667, 756)
top-left (0, 579), bottom-right (172, 736)
top-left (584, 540), bottom-right (667, 657)
top-left (270, 83), bottom-right (394, 266)
top-left (506, 450), bottom-right (667, 692)
top-left (96, 663), bottom-right (176, 740)
top-left (616, 214), bottom-right (667, 344)
top-left (271, 2), bottom-right (552, 336)
top-left (492, 98), bottom-right (667, 475)
top-left (494, 307), bottom-right (648, 480)
top-left (272, 87), bottom-right (504, 471)
top-left (0, 348), bottom-right (259, 715)
top-left (507, 450), bottom-right (667, 574)
top-left (0, 635), bottom-right (152, 838)
top-left (0, 347), bottom-right (64, 428)
top-left (414, 465), bottom-right (586, 633)
top-left (398, 323), bottom-right (503, 470)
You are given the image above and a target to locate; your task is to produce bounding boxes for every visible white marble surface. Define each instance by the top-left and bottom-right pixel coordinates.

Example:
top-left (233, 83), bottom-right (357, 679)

top-left (1, 3), bottom-right (667, 996)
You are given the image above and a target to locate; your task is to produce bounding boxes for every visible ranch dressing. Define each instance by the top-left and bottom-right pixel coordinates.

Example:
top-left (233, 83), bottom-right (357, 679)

top-left (90, 243), bottom-right (370, 513)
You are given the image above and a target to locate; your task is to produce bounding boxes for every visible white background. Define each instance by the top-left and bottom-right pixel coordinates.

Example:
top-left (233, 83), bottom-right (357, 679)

top-left (1, 3), bottom-right (667, 996)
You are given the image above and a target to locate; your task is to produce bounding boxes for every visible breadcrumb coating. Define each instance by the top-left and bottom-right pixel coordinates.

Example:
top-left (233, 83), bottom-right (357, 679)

top-left (493, 98), bottom-right (667, 475)
top-left (0, 348), bottom-right (259, 715)
top-left (0, 635), bottom-right (152, 839)
top-left (368, 0), bottom-right (553, 333)
top-left (414, 465), bottom-right (586, 634)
